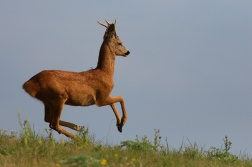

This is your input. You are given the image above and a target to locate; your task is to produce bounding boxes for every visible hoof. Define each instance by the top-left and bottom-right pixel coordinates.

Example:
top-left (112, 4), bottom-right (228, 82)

top-left (77, 126), bottom-right (85, 131)
top-left (117, 123), bottom-right (124, 133)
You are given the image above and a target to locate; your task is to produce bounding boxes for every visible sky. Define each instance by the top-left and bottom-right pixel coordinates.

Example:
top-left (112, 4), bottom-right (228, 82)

top-left (1, 1), bottom-right (252, 156)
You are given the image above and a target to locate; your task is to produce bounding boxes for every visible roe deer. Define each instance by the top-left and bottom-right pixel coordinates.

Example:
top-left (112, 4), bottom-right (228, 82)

top-left (23, 19), bottom-right (130, 138)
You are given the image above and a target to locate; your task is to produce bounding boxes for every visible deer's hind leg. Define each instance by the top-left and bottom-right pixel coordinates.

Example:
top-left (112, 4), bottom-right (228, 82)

top-left (59, 120), bottom-right (84, 131)
top-left (44, 100), bottom-right (76, 138)
top-left (44, 103), bottom-right (83, 133)
top-left (44, 104), bottom-right (52, 124)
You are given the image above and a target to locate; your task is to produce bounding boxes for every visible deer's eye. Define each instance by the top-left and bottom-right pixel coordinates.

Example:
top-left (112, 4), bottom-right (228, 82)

top-left (118, 42), bottom-right (122, 45)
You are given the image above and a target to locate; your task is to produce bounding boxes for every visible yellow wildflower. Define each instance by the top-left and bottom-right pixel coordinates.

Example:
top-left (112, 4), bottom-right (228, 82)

top-left (55, 164), bottom-right (60, 167)
top-left (101, 159), bottom-right (107, 165)
top-left (114, 153), bottom-right (118, 157)
top-left (131, 158), bottom-right (136, 162)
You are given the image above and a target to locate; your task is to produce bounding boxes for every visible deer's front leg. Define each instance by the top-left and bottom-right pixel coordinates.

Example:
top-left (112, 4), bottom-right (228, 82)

top-left (97, 96), bottom-right (128, 132)
top-left (110, 103), bottom-right (121, 127)
top-left (117, 97), bottom-right (127, 125)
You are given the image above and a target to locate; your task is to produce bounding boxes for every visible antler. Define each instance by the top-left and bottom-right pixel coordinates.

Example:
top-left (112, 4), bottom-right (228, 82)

top-left (114, 19), bottom-right (117, 26)
top-left (97, 20), bottom-right (108, 28)
top-left (105, 20), bottom-right (111, 25)
top-left (97, 19), bottom-right (117, 28)
top-left (97, 20), bottom-right (110, 28)
top-left (109, 19), bottom-right (117, 26)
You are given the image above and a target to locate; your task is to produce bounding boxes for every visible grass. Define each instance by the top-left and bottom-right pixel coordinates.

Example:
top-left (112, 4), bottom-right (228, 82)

top-left (0, 112), bottom-right (252, 167)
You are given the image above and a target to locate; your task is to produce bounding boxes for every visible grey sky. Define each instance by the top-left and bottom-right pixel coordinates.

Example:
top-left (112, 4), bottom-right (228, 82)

top-left (1, 1), bottom-right (252, 155)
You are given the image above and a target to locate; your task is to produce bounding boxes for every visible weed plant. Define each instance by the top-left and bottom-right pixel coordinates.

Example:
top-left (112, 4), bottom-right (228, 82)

top-left (0, 112), bottom-right (252, 167)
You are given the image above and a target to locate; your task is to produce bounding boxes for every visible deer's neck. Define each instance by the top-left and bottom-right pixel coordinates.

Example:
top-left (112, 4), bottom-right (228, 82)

top-left (96, 42), bottom-right (116, 77)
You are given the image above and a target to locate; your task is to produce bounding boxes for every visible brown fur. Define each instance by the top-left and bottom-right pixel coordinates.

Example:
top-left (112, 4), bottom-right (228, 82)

top-left (23, 20), bottom-right (130, 138)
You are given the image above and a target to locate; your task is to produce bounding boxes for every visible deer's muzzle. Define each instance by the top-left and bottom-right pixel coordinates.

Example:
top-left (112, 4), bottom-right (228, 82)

top-left (124, 51), bottom-right (130, 57)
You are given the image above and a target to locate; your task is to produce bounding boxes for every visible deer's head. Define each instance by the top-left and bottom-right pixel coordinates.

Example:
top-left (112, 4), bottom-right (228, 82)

top-left (98, 19), bottom-right (130, 57)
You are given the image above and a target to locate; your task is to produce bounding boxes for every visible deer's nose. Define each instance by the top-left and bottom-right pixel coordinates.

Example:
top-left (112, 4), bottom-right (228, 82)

top-left (125, 51), bottom-right (130, 56)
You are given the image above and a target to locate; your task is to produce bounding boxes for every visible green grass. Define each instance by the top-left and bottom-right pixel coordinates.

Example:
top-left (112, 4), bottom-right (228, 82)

top-left (0, 112), bottom-right (252, 167)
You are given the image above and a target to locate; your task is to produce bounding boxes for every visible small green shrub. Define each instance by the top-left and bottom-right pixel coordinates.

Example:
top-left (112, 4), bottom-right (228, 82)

top-left (120, 129), bottom-right (162, 152)
top-left (207, 135), bottom-right (238, 162)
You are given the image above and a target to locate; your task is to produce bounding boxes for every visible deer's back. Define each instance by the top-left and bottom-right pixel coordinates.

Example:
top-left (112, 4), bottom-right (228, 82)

top-left (23, 69), bottom-right (114, 106)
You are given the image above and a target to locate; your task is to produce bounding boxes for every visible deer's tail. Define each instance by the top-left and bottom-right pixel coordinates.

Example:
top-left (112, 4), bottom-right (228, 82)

top-left (23, 79), bottom-right (39, 98)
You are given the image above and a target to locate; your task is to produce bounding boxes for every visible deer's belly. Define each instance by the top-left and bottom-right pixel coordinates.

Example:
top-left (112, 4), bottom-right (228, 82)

top-left (65, 94), bottom-right (95, 106)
